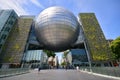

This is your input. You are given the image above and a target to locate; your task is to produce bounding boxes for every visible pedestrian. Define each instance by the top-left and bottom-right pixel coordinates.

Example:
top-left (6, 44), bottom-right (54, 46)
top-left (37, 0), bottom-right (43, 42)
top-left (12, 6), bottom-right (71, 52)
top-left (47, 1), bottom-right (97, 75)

top-left (38, 66), bottom-right (41, 72)
top-left (76, 66), bottom-right (79, 70)
top-left (65, 66), bottom-right (67, 70)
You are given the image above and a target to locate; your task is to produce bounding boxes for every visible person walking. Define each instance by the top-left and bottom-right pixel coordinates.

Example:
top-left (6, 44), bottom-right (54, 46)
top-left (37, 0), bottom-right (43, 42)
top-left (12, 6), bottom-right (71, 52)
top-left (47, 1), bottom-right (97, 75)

top-left (65, 65), bottom-right (67, 70)
top-left (38, 66), bottom-right (41, 73)
top-left (76, 66), bottom-right (79, 70)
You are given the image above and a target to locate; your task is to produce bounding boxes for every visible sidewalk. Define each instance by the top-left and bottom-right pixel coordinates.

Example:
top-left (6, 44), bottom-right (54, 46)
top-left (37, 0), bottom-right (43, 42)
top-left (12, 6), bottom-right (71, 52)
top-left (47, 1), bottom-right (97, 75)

top-left (80, 70), bottom-right (120, 80)
top-left (0, 71), bottom-right (29, 78)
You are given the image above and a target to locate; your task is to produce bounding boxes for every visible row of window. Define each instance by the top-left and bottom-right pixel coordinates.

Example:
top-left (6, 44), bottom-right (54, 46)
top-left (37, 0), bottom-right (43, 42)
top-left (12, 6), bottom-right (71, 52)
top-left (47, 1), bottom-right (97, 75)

top-left (0, 10), bottom-right (18, 51)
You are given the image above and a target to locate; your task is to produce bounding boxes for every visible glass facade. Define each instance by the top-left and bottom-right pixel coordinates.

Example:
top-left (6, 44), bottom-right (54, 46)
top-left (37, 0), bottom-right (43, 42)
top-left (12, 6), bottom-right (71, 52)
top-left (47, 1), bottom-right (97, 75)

top-left (35, 7), bottom-right (80, 51)
top-left (22, 50), bottom-right (48, 68)
top-left (70, 49), bottom-right (88, 66)
top-left (23, 50), bottom-right (47, 62)
top-left (27, 24), bottom-right (41, 50)
top-left (0, 10), bottom-right (18, 53)
top-left (0, 10), bottom-right (18, 63)
top-left (28, 25), bottom-right (39, 45)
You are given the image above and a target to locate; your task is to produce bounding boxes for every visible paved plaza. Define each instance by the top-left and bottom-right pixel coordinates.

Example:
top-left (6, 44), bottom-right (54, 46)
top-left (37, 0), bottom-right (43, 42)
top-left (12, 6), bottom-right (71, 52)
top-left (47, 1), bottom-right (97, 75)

top-left (0, 69), bottom-right (118, 80)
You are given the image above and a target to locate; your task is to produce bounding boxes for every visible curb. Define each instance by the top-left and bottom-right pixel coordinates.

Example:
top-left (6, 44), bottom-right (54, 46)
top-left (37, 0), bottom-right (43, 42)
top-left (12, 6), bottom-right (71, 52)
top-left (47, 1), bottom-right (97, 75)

top-left (80, 70), bottom-right (120, 80)
top-left (0, 71), bottom-right (29, 78)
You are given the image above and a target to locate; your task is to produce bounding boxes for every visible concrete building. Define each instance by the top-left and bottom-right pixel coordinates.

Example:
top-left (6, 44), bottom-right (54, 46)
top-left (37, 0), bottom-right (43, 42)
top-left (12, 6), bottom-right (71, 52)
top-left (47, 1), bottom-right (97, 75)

top-left (0, 7), bottom-right (114, 68)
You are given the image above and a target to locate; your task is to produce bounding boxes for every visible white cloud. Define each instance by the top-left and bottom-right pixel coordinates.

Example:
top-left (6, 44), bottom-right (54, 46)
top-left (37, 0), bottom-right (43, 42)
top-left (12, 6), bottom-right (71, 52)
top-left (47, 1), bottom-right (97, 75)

top-left (30, 0), bottom-right (45, 9)
top-left (0, 0), bottom-right (29, 16)
top-left (0, 0), bottom-right (44, 16)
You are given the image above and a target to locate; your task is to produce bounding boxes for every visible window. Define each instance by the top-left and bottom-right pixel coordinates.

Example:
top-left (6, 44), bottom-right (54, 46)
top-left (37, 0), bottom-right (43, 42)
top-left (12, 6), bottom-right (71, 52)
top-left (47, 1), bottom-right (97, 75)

top-left (0, 44), bottom-right (2, 49)
top-left (5, 27), bottom-right (10, 32)
top-left (1, 34), bottom-right (7, 39)
top-left (9, 20), bottom-right (14, 25)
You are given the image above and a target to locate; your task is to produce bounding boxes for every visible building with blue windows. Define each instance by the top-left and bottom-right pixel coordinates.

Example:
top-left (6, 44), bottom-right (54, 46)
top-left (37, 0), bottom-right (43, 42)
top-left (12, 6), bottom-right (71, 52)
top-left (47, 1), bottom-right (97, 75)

top-left (0, 10), bottom-right (18, 53)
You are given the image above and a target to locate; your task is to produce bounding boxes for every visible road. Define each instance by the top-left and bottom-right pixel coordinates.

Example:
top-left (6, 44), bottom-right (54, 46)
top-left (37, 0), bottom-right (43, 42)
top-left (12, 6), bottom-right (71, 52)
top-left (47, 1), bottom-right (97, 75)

top-left (0, 69), bottom-right (117, 80)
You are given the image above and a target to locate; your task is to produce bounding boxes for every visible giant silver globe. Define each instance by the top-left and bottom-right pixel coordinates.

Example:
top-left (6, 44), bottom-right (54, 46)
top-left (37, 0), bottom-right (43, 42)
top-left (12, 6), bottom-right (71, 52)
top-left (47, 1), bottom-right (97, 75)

top-left (35, 6), bottom-right (80, 51)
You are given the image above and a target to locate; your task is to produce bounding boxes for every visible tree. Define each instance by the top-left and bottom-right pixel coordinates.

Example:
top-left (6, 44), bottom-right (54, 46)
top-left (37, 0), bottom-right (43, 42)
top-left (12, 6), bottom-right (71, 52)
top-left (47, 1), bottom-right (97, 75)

top-left (63, 50), bottom-right (69, 58)
top-left (43, 49), bottom-right (55, 57)
top-left (43, 50), bottom-right (55, 68)
top-left (62, 50), bottom-right (70, 67)
top-left (61, 62), bottom-right (67, 66)
top-left (110, 36), bottom-right (120, 59)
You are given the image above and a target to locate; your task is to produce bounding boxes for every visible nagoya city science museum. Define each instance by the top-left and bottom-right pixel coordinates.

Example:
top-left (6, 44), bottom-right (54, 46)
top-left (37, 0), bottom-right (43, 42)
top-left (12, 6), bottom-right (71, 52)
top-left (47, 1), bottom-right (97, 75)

top-left (0, 6), bottom-right (113, 68)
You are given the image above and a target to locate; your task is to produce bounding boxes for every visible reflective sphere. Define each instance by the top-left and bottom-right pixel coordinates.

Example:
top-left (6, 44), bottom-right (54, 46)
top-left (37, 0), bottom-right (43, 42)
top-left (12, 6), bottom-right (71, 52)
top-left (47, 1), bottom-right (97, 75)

top-left (35, 6), bottom-right (79, 51)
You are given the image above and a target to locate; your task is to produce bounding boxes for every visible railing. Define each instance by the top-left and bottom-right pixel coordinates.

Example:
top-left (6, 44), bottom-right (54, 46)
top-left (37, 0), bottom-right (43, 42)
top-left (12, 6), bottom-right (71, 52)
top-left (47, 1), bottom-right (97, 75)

top-left (80, 67), bottom-right (120, 77)
top-left (0, 68), bottom-right (29, 76)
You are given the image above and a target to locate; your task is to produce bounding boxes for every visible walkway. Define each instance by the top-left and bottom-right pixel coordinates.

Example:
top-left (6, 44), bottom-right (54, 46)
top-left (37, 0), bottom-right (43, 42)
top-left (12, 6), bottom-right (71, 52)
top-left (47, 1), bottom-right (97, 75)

top-left (0, 69), bottom-right (118, 80)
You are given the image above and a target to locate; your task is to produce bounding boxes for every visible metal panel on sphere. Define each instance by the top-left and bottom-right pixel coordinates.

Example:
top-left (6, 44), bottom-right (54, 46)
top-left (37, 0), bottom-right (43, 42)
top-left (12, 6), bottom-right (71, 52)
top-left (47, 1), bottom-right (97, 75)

top-left (35, 6), bottom-right (80, 51)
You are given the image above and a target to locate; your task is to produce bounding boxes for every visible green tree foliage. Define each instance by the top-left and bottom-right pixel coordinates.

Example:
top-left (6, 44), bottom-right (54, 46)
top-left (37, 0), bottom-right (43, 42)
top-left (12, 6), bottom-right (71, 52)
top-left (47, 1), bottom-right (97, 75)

top-left (63, 50), bottom-right (69, 58)
top-left (43, 49), bottom-right (55, 57)
top-left (110, 36), bottom-right (120, 59)
top-left (61, 62), bottom-right (67, 66)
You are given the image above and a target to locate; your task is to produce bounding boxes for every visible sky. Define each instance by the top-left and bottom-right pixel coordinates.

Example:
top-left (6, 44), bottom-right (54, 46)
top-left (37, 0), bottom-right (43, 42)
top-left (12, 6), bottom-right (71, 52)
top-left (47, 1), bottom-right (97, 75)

top-left (55, 52), bottom-right (63, 64)
top-left (0, 0), bottom-right (120, 39)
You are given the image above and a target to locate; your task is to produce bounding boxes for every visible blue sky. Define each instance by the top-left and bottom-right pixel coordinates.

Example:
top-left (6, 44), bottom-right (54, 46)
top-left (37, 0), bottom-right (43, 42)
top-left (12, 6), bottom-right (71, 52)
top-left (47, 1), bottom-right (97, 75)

top-left (55, 52), bottom-right (63, 64)
top-left (0, 0), bottom-right (120, 39)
